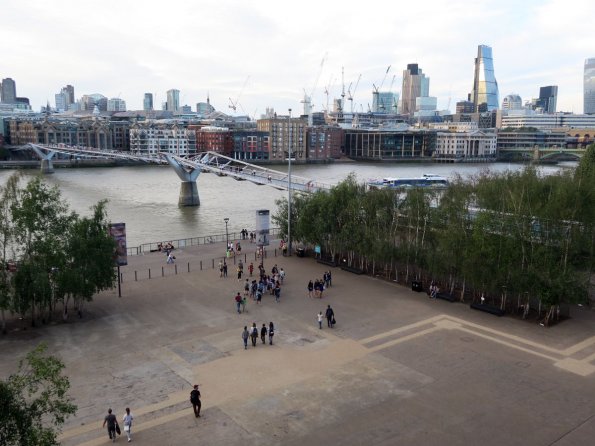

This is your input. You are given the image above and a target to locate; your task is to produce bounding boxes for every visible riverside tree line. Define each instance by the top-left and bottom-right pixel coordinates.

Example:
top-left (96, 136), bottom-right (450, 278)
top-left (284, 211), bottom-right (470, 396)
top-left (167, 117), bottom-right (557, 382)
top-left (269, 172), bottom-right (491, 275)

top-left (274, 146), bottom-right (595, 325)
top-left (0, 173), bottom-right (117, 333)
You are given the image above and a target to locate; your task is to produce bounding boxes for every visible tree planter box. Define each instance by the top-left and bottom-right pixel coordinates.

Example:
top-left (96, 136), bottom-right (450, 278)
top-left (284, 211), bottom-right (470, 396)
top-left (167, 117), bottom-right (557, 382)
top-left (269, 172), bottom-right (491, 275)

top-left (470, 302), bottom-right (505, 316)
top-left (341, 265), bottom-right (364, 275)
top-left (436, 292), bottom-right (456, 302)
top-left (317, 258), bottom-right (337, 267)
top-left (411, 281), bottom-right (423, 292)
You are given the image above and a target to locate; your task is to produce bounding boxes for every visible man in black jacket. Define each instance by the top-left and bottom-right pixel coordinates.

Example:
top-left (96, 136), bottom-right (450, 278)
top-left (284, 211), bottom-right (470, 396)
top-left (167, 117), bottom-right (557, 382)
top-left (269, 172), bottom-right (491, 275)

top-left (190, 384), bottom-right (201, 418)
top-left (325, 305), bottom-right (335, 328)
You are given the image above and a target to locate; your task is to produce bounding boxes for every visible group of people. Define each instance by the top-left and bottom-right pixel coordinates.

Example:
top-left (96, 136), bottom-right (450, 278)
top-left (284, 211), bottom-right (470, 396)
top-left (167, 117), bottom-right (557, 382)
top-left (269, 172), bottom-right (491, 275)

top-left (235, 264), bottom-right (286, 311)
top-left (317, 305), bottom-right (336, 329)
top-left (307, 271), bottom-right (331, 298)
top-left (102, 407), bottom-right (134, 442)
top-left (242, 322), bottom-right (275, 348)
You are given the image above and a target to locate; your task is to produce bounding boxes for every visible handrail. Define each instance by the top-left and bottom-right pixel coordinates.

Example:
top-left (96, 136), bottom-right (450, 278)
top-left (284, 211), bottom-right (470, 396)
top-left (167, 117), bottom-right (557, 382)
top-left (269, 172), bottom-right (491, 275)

top-left (126, 228), bottom-right (283, 256)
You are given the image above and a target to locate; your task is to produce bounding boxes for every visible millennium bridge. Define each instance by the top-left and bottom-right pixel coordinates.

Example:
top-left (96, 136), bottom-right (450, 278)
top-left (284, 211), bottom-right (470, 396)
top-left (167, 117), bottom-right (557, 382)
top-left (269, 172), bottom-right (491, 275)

top-left (22, 144), bottom-right (332, 206)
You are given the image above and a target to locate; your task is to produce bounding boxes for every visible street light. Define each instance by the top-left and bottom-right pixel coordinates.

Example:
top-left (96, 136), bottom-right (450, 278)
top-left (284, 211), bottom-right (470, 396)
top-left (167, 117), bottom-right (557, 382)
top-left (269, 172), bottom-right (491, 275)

top-left (287, 108), bottom-right (292, 256)
top-left (224, 217), bottom-right (229, 252)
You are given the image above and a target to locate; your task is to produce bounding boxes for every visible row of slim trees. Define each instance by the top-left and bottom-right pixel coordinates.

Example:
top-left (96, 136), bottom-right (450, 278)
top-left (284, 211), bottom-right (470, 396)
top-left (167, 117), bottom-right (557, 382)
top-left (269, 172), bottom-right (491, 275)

top-left (0, 173), bottom-right (117, 333)
top-left (274, 146), bottom-right (595, 325)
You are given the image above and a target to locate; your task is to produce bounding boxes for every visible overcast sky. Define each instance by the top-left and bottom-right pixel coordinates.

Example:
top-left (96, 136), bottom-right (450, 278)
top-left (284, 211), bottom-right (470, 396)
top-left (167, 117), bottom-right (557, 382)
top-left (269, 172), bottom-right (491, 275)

top-left (1, 0), bottom-right (593, 115)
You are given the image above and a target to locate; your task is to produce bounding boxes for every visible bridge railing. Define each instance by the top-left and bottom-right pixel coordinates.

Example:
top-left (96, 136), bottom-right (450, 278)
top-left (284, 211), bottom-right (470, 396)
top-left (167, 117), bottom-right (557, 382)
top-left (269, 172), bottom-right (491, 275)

top-left (126, 227), bottom-right (283, 256)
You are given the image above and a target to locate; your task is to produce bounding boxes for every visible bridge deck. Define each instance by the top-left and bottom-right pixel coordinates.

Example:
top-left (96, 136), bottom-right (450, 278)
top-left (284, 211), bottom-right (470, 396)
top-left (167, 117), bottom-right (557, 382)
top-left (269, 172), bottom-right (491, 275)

top-left (27, 144), bottom-right (332, 193)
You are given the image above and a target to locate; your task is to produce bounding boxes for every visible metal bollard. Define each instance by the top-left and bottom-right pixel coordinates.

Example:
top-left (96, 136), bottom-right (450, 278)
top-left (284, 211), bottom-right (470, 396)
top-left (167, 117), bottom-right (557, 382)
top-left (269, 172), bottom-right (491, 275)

top-left (200, 260), bottom-right (203, 271)
top-left (162, 266), bottom-right (164, 277)
top-left (135, 271), bottom-right (137, 281)
top-left (175, 264), bottom-right (178, 275)
top-left (212, 259), bottom-right (214, 269)
top-left (149, 268), bottom-right (151, 279)
top-left (187, 262), bottom-right (190, 273)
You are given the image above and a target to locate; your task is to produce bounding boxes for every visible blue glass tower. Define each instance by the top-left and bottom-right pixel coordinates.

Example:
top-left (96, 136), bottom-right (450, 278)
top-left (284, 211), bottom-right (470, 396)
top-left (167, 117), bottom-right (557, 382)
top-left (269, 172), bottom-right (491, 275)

top-left (469, 45), bottom-right (499, 112)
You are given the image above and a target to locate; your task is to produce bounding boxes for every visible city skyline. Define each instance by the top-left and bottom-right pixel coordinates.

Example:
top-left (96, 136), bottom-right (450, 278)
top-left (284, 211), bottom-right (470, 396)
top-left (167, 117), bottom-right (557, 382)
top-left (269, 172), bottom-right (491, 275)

top-left (1, 0), bottom-right (594, 114)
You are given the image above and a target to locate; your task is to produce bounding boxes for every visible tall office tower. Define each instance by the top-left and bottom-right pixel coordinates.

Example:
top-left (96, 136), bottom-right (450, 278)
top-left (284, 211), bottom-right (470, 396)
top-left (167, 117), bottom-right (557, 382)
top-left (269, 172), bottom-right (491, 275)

top-left (55, 85), bottom-right (75, 111)
top-left (55, 91), bottom-right (68, 111)
top-left (64, 85), bottom-right (75, 104)
top-left (456, 100), bottom-right (475, 114)
top-left (401, 64), bottom-right (429, 116)
top-left (166, 89), bottom-right (180, 112)
top-left (1, 77), bottom-right (17, 103)
top-left (143, 93), bottom-right (154, 111)
top-left (584, 58), bottom-right (595, 114)
top-left (469, 45), bottom-right (499, 112)
top-left (502, 94), bottom-right (522, 111)
top-left (535, 86), bottom-right (558, 113)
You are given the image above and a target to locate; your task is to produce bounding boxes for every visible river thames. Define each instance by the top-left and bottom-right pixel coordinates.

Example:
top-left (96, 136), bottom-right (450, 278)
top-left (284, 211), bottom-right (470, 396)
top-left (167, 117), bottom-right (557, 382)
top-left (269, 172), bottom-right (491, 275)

top-left (0, 162), bottom-right (573, 247)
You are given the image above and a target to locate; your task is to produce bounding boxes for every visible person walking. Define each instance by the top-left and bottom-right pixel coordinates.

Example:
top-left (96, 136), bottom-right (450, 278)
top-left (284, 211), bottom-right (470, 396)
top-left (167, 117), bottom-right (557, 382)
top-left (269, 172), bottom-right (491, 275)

top-left (251, 323), bottom-right (259, 347)
top-left (237, 266), bottom-right (243, 281)
top-left (190, 385), bottom-right (201, 418)
top-left (235, 292), bottom-right (242, 314)
top-left (268, 321), bottom-right (275, 345)
top-left (102, 408), bottom-right (119, 442)
top-left (260, 323), bottom-right (267, 344)
top-left (249, 262), bottom-right (254, 277)
top-left (223, 261), bottom-right (228, 278)
top-left (279, 267), bottom-right (285, 284)
top-left (122, 407), bottom-right (134, 442)
top-left (317, 311), bottom-right (323, 329)
top-left (241, 295), bottom-right (247, 313)
top-left (307, 280), bottom-right (314, 298)
top-left (274, 283), bottom-right (281, 303)
top-left (218, 260), bottom-right (224, 278)
top-left (325, 305), bottom-right (335, 328)
top-left (242, 326), bottom-right (249, 349)
top-left (166, 252), bottom-right (175, 264)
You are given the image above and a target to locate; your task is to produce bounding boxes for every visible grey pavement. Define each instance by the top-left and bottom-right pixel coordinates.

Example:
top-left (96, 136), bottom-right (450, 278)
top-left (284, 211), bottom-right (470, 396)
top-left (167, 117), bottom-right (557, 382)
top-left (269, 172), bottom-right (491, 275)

top-left (1, 240), bottom-right (595, 445)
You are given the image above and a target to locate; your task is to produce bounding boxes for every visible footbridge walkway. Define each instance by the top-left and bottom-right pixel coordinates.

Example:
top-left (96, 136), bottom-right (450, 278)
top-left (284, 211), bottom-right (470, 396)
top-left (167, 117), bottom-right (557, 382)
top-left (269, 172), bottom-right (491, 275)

top-left (23, 144), bottom-right (333, 206)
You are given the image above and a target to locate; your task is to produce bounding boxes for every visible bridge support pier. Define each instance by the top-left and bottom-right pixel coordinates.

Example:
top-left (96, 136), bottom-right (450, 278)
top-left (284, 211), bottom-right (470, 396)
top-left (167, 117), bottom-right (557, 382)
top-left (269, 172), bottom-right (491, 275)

top-left (163, 154), bottom-right (201, 207)
top-left (29, 145), bottom-right (56, 174)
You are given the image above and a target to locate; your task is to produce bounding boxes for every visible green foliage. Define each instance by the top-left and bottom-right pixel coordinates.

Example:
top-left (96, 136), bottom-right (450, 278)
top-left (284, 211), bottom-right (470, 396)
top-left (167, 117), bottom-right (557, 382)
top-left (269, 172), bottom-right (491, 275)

top-left (1, 175), bottom-right (117, 327)
top-left (276, 160), bottom-right (595, 313)
top-left (0, 343), bottom-right (77, 446)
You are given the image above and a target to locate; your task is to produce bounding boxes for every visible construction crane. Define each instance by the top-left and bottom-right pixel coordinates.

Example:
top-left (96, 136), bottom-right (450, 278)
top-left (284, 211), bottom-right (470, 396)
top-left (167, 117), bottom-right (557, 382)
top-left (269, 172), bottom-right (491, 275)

top-left (301, 53), bottom-right (327, 115)
top-left (323, 75), bottom-right (335, 113)
top-left (347, 74), bottom-right (361, 113)
top-left (229, 76), bottom-right (250, 113)
top-left (372, 65), bottom-right (391, 112)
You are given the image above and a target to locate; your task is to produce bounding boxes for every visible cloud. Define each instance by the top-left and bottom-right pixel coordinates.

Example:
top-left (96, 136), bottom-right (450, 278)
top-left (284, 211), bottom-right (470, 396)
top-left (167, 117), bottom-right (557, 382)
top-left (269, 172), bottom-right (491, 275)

top-left (1, 0), bottom-right (594, 113)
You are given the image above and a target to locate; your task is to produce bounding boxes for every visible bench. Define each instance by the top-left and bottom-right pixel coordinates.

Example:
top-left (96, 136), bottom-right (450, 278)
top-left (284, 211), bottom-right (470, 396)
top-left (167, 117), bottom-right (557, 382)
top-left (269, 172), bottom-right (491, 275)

top-left (340, 265), bottom-right (364, 275)
top-left (470, 302), bottom-right (505, 316)
top-left (317, 258), bottom-right (337, 267)
top-left (436, 292), bottom-right (456, 302)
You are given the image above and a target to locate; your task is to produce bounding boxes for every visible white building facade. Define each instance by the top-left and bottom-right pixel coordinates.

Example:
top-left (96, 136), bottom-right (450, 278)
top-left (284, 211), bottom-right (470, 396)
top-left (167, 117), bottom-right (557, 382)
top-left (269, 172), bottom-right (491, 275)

top-left (129, 121), bottom-right (196, 156)
top-left (435, 130), bottom-right (497, 158)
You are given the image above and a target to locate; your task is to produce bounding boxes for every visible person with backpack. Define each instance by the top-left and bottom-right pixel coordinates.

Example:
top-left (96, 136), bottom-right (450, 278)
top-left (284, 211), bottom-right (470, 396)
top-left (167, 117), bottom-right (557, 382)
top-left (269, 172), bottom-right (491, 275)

top-left (260, 323), bottom-right (268, 344)
top-left (250, 323), bottom-right (258, 347)
top-left (190, 385), bottom-right (201, 418)
top-left (268, 321), bottom-right (275, 345)
top-left (235, 292), bottom-right (242, 314)
top-left (242, 326), bottom-right (249, 349)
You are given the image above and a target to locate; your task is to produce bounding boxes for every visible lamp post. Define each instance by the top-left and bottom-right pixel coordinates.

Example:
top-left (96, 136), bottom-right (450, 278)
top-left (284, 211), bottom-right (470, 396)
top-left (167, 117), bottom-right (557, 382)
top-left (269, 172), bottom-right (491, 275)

top-left (224, 217), bottom-right (229, 252)
top-left (287, 108), bottom-right (292, 256)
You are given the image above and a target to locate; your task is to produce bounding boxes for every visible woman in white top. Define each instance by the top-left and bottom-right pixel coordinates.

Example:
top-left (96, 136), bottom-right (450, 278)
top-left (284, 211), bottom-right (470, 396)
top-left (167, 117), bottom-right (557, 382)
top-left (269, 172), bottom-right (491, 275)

top-left (122, 407), bottom-right (133, 442)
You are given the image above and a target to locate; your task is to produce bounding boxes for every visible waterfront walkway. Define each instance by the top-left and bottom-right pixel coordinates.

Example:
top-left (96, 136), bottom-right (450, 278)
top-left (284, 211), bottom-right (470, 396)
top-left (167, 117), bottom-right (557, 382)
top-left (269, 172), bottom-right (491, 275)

top-left (2, 240), bottom-right (595, 445)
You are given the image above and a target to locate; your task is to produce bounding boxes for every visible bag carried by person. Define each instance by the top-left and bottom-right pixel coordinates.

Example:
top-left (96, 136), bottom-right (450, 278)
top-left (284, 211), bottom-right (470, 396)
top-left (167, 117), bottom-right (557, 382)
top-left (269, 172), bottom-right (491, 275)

top-left (115, 423), bottom-right (121, 435)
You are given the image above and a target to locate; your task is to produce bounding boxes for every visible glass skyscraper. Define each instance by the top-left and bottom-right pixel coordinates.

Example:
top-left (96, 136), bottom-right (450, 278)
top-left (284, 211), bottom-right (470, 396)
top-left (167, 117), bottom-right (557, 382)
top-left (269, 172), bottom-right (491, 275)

top-left (585, 58), bottom-right (595, 114)
top-left (469, 45), bottom-right (499, 112)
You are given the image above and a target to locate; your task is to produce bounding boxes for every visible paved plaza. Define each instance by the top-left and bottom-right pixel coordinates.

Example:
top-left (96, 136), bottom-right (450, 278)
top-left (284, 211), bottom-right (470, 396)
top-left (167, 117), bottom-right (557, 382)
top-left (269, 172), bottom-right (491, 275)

top-left (2, 241), bottom-right (595, 445)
